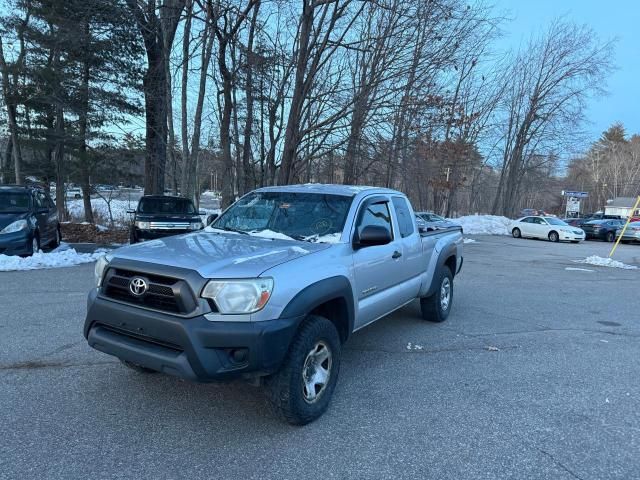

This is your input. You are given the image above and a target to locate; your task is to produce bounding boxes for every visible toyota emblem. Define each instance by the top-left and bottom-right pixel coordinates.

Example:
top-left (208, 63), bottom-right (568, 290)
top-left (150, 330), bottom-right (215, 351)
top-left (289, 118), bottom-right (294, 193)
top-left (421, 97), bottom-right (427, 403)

top-left (129, 276), bottom-right (148, 296)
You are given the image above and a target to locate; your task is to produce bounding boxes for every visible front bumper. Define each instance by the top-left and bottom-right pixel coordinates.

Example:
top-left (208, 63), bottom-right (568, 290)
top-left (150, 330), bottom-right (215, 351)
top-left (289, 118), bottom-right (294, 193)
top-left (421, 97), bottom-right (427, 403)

top-left (0, 230), bottom-right (31, 255)
top-left (559, 231), bottom-right (585, 241)
top-left (84, 290), bottom-right (303, 381)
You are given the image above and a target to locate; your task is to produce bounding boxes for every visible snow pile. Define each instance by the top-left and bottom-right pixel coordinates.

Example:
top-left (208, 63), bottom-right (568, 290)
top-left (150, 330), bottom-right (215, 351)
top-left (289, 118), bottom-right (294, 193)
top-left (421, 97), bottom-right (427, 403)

top-left (0, 245), bottom-right (106, 271)
top-left (304, 233), bottom-right (342, 244)
top-left (67, 198), bottom-right (135, 226)
top-left (574, 256), bottom-right (638, 270)
top-left (449, 215), bottom-right (511, 235)
top-left (463, 238), bottom-right (476, 244)
top-left (248, 229), bottom-right (295, 241)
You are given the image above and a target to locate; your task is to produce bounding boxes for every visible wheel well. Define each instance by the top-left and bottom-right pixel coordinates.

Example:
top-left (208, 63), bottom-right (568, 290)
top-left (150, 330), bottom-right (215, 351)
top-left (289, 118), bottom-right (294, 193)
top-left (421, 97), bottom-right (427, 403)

top-left (444, 255), bottom-right (457, 278)
top-left (309, 297), bottom-right (350, 343)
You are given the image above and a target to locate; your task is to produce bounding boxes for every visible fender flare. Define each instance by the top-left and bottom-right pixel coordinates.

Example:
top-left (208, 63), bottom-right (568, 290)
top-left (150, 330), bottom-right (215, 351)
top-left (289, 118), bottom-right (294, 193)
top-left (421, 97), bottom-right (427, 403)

top-left (426, 244), bottom-right (458, 298)
top-left (279, 276), bottom-right (355, 340)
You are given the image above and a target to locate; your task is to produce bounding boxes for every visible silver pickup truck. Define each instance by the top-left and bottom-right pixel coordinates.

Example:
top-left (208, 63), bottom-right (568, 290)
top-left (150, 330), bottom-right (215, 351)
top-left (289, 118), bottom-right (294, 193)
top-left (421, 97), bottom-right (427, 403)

top-left (85, 184), bottom-right (463, 424)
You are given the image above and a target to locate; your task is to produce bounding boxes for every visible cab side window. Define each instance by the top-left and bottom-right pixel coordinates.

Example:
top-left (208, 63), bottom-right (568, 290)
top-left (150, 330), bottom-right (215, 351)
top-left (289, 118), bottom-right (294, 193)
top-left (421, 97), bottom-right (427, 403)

top-left (357, 202), bottom-right (393, 239)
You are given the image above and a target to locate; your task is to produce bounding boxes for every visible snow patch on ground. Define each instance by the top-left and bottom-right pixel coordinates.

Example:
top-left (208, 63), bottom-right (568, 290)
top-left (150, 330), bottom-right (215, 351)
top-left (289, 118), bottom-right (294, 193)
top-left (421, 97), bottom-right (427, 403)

top-left (0, 244), bottom-right (107, 271)
top-left (574, 256), bottom-right (637, 270)
top-left (463, 238), bottom-right (476, 244)
top-left (289, 246), bottom-right (310, 254)
top-left (67, 198), bottom-right (135, 226)
top-left (449, 215), bottom-right (511, 235)
top-left (565, 267), bottom-right (595, 272)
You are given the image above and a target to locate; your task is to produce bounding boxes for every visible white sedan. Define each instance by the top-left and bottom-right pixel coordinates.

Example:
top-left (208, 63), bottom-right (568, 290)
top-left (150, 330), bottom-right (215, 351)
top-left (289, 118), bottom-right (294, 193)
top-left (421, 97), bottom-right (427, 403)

top-left (510, 216), bottom-right (585, 243)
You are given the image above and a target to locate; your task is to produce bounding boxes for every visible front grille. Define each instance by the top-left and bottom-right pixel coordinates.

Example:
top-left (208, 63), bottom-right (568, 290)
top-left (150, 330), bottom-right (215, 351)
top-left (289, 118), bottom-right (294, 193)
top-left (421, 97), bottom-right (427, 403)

top-left (102, 268), bottom-right (197, 314)
top-left (148, 222), bottom-right (191, 230)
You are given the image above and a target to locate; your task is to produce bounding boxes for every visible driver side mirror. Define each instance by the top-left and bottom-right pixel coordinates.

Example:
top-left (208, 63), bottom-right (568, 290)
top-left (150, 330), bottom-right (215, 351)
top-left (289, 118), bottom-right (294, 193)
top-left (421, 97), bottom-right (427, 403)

top-left (207, 213), bottom-right (219, 225)
top-left (353, 225), bottom-right (392, 249)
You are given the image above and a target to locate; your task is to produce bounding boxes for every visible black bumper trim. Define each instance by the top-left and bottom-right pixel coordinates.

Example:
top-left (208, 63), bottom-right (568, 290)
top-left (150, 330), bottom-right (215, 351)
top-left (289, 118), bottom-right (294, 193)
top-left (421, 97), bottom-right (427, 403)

top-left (84, 291), bottom-right (304, 382)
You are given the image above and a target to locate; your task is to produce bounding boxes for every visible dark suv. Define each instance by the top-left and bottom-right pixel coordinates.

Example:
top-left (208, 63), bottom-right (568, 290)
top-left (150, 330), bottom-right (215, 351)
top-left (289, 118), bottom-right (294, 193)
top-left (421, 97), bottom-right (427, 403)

top-left (0, 185), bottom-right (61, 256)
top-left (128, 195), bottom-right (205, 244)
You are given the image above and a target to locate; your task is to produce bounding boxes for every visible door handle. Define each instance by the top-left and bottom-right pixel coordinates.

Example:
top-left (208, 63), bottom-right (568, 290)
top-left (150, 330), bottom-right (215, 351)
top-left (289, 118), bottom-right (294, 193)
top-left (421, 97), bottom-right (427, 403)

top-left (392, 250), bottom-right (402, 259)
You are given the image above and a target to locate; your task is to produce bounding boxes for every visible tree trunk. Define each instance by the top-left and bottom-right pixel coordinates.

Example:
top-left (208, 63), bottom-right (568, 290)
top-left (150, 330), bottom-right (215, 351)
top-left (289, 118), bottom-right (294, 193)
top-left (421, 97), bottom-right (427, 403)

top-left (278, 1), bottom-right (314, 185)
top-left (53, 106), bottom-right (65, 220)
top-left (0, 38), bottom-right (23, 185)
top-left (78, 19), bottom-right (94, 223)
top-left (241, 1), bottom-right (259, 194)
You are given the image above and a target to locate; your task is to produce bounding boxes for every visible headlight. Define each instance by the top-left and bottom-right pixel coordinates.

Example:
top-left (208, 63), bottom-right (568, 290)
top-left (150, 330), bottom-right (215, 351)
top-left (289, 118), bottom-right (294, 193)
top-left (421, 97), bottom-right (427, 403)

top-left (190, 221), bottom-right (203, 230)
top-left (135, 221), bottom-right (150, 230)
top-left (202, 278), bottom-right (274, 314)
top-left (94, 255), bottom-right (112, 287)
top-left (1, 219), bottom-right (28, 234)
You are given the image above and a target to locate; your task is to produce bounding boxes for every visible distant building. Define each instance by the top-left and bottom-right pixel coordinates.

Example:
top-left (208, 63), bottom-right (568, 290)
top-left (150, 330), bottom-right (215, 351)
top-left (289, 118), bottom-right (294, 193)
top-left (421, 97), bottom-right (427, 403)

top-left (605, 197), bottom-right (640, 218)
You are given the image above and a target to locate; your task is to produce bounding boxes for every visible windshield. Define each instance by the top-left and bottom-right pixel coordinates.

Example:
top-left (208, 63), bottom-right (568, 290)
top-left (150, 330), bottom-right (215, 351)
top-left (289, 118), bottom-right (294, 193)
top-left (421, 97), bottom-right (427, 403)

top-left (0, 192), bottom-right (30, 213)
top-left (213, 192), bottom-right (353, 241)
top-left (545, 217), bottom-right (568, 226)
top-left (138, 197), bottom-right (196, 215)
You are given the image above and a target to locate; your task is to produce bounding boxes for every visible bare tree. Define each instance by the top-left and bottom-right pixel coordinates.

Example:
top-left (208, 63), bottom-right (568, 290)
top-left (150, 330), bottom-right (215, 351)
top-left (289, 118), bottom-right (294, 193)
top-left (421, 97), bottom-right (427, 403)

top-left (126, 0), bottom-right (185, 195)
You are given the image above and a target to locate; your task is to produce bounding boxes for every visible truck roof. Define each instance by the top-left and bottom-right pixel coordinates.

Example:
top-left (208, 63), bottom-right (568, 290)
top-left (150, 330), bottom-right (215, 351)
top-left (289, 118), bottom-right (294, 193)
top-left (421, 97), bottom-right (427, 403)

top-left (253, 183), bottom-right (402, 197)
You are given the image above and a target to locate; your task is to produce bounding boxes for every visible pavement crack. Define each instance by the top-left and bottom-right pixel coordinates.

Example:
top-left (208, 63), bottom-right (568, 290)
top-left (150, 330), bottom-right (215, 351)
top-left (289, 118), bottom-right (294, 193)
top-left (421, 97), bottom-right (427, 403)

top-left (533, 446), bottom-right (586, 480)
top-left (0, 360), bottom-right (117, 372)
top-left (346, 345), bottom-right (519, 355)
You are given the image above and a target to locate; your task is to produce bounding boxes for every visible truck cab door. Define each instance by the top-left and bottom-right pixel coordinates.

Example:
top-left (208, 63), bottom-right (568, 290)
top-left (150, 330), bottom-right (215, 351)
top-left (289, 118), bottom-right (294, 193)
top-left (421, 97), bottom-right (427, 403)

top-left (351, 197), bottom-right (405, 329)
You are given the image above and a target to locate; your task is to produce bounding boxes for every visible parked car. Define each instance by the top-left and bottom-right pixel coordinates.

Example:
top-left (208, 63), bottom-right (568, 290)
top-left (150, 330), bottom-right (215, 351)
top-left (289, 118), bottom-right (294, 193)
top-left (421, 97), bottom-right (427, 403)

top-left (510, 216), bottom-right (585, 243)
top-left (581, 219), bottom-right (625, 242)
top-left (615, 222), bottom-right (640, 244)
top-left (0, 185), bottom-right (61, 255)
top-left (561, 218), bottom-right (584, 227)
top-left (65, 185), bottom-right (83, 199)
top-left (415, 211), bottom-right (460, 231)
top-left (581, 213), bottom-right (622, 223)
top-left (85, 184), bottom-right (464, 424)
top-left (128, 195), bottom-right (205, 244)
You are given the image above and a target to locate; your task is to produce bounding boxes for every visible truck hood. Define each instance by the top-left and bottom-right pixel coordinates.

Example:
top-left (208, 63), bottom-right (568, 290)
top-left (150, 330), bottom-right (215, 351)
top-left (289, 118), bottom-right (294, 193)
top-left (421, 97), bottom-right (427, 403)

top-left (110, 231), bottom-right (331, 278)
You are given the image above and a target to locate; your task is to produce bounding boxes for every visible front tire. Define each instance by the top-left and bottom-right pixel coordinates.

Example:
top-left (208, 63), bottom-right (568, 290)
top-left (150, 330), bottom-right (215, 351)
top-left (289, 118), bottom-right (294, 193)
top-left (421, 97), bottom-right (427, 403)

top-left (512, 228), bottom-right (521, 238)
top-left (548, 231), bottom-right (559, 243)
top-left (420, 266), bottom-right (453, 323)
top-left (28, 234), bottom-right (40, 256)
top-left (265, 315), bottom-right (341, 425)
top-left (606, 231), bottom-right (615, 242)
top-left (50, 225), bottom-right (61, 248)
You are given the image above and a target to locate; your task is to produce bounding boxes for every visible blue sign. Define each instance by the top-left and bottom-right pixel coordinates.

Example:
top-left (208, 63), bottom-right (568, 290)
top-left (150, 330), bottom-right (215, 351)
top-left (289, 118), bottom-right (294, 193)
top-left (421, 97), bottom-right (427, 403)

top-left (564, 191), bottom-right (589, 198)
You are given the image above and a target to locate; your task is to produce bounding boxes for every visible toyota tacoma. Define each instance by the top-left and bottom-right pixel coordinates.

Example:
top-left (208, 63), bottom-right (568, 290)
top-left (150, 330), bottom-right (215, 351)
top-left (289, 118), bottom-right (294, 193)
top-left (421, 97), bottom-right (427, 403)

top-left (84, 184), bottom-right (463, 424)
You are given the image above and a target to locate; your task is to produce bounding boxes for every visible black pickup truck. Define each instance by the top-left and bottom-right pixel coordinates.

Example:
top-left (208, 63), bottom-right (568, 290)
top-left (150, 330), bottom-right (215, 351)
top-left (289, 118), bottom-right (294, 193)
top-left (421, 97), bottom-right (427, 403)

top-left (128, 195), bottom-right (205, 244)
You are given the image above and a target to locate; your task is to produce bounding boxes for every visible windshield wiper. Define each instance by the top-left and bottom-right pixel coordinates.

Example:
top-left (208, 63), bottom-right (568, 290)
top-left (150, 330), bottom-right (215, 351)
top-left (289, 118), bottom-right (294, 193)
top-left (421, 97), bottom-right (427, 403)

top-left (216, 225), bottom-right (249, 235)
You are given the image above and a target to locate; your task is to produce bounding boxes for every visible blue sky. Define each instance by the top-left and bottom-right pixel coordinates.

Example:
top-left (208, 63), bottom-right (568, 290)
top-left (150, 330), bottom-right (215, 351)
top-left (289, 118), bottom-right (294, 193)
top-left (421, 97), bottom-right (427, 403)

top-left (494, 0), bottom-right (640, 141)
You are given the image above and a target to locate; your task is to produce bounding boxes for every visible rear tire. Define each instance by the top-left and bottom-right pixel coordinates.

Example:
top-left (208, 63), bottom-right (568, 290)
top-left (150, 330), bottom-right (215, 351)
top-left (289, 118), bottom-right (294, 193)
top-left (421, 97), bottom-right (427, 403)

top-left (420, 266), bottom-right (453, 323)
top-left (265, 315), bottom-right (341, 425)
top-left (120, 359), bottom-right (157, 374)
top-left (512, 228), bottom-right (521, 238)
top-left (548, 231), bottom-right (559, 243)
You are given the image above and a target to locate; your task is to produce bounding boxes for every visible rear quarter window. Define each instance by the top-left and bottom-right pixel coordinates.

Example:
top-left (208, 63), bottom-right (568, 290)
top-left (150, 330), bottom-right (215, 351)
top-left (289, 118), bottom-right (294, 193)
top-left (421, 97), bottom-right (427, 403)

top-left (392, 197), bottom-right (415, 238)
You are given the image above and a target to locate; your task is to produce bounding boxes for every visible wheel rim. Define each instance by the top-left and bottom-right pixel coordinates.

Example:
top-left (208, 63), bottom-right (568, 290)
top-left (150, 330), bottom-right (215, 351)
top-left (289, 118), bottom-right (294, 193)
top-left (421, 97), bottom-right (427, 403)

top-left (550, 232), bottom-right (558, 242)
top-left (513, 229), bottom-right (520, 238)
top-left (32, 237), bottom-right (39, 253)
top-left (302, 341), bottom-right (332, 404)
top-left (440, 277), bottom-right (451, 311)
top-left (607, 232), bottom-right (614, 242)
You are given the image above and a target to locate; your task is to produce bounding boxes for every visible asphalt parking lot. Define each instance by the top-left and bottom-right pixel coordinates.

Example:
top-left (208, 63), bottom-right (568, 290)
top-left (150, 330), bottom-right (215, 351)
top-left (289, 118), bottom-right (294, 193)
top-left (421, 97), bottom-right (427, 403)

top-left (1, 236), bottom-right (639, 479)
